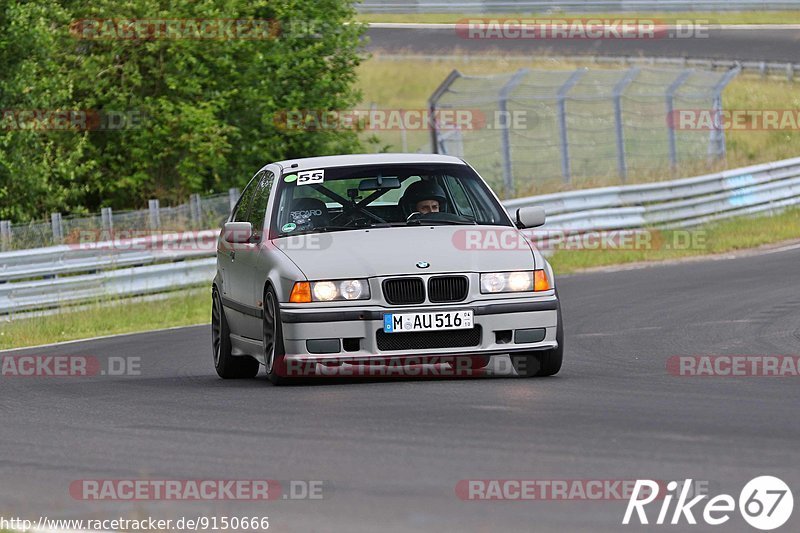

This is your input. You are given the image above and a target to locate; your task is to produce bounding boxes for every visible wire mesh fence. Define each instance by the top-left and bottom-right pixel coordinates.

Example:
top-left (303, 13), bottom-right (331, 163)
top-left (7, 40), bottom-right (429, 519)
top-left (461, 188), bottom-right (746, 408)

top-left (429, 66), bottom-right (740, 198)
top-left (0, 191), bottom-right (238, 251)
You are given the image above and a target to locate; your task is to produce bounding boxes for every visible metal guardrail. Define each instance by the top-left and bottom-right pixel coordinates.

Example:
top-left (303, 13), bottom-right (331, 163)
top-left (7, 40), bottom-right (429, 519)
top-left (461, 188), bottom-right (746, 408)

top-left (0, 230), bottom-right (219, 282)
top-left (358, 1), bottom-right (800, 13)
top-left (2, 156), bottom-right (800, 315)
top-left (0, 259), bottom-right (216, 314)
top-left (506, 156), bottom-right (800, 232)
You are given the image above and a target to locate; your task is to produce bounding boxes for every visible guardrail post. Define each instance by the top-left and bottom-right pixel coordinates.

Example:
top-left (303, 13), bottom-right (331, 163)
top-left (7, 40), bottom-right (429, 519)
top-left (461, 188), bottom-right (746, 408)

top-left (0, 220), bottom-right (10, 251)
top-left (557, 68), bottom-right (587, 184)
top-left (787, 63), bottom-right (795, 82)
top-left (613, 67), bottom-right (640, 183)
top-left (190, 193), bottom-right (202, 227)
top-left (101, 207), bottom-right (113, 233)
top-left (497, 69), bottom-right (530, 199)
top-left (228, 188), bottom-right (240, 211)
top-left (51, 213), bottom-right (63, 244)
top-left (427, 69), bottom-right (462, 154)
top-left (665, 70), bottom-right (693, 170)
top-left (148, 199), bottom-right (161, 229)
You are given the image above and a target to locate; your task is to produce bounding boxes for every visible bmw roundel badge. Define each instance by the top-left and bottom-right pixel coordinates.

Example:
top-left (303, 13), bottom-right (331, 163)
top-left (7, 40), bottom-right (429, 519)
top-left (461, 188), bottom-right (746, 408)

top-left (416, 261), bottom-right (430, 269)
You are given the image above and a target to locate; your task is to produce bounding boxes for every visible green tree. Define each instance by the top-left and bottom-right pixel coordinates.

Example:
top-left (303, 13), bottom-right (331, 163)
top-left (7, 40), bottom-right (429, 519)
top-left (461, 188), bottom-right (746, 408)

top-left (0, 0), bottom-right (366, 221)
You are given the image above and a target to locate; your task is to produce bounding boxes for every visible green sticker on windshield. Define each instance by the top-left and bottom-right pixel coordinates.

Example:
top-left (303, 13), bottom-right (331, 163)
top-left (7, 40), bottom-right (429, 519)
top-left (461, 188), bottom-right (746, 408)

top-left (281, 223), bottom-right (297, 233)
top-left (283, 174), bottom-right (298, 183)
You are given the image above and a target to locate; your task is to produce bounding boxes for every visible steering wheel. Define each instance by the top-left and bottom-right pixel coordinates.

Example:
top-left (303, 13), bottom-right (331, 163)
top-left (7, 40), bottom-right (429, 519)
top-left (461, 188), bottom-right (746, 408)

top-left (406, 211), bottom-right (422, 223)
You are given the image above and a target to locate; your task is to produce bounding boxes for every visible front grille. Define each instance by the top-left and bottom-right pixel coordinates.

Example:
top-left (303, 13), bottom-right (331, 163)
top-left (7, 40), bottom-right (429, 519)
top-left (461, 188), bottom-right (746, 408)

top-left (428, 276), bottom-right (468, 303)
top-left (376, 326), bottom-right (482, 351)
top-left (383, 277), bottom-right (425, 305)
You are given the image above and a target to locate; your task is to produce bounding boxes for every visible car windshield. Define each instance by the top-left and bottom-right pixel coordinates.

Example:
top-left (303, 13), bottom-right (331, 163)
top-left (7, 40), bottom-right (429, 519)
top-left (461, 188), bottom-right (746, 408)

top-left (272, 163), bottom-right (512, 236)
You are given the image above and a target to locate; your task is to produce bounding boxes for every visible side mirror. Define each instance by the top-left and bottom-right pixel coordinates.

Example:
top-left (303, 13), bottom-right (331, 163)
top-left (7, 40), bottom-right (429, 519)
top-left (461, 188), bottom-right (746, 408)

top-left (515, 206), bottom-right (546, 229)
top-left (223, 221), bottom-right (253, 243)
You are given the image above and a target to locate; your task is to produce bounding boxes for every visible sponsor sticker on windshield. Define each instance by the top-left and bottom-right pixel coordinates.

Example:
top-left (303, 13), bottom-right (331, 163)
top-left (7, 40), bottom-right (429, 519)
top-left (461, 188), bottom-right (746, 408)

top-left (283, 174), bottom-right (297, 183)
top-left (297, 169), bottom-right (324, 185)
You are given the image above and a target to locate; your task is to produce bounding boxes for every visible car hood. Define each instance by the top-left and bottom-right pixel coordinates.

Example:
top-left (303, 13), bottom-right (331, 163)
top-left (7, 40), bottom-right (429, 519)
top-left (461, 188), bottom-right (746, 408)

top-left (275, 225), bottom-right (537, 279)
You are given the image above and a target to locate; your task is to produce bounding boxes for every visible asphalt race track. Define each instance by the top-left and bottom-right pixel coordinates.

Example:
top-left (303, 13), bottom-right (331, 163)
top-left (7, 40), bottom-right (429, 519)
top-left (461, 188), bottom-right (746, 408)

top-left (2, 246), bottom-right (799, 532)
top-left (365, 26), bottom-right (800, 62)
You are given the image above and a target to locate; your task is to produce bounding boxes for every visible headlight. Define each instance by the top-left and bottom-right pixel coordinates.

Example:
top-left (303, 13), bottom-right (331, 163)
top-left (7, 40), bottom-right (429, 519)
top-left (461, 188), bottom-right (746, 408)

top-left (339, 279), bottom-right (365, 300)
top-left (290, 279), bottom-right (370, 303)
top-left (480, 271), bottom-right (550, 294)
top-left (312, 281), bottom-right (338, 301)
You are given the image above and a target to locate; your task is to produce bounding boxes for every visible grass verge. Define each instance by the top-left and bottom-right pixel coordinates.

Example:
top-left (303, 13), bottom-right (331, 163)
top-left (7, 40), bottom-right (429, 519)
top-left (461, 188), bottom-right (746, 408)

top-left (3, 209), bottom-right (800, 348)
top-left (358, 12), bottom-right (800, 25)
top-left (549, 207), bottom-right (800, 274)
top-left (0, 289), bottom-right (209, 350)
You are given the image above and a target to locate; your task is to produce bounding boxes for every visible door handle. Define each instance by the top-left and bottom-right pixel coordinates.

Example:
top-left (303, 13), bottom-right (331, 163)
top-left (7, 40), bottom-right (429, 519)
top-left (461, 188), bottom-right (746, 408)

top-left (230, 251), bottom-right (236, 261)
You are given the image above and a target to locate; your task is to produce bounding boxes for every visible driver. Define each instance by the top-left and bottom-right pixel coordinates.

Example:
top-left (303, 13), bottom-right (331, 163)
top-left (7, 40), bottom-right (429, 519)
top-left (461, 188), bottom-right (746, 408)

top-left (401, 180), bottom-right (447, 216)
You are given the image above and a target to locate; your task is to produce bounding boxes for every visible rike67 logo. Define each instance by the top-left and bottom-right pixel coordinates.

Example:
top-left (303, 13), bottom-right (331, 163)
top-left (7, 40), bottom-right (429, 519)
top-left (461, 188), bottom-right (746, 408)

top-left (623, 476), bottom-right (794, 530)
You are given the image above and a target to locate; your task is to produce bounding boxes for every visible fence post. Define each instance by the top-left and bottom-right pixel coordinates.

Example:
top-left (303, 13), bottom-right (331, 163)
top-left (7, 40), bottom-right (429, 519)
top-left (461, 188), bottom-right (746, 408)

top-left (612, 67), bottom-right (640, 183)
top-left (228, 188), bottom-right (240, 211)
top-left (190, 193), bottom-right (202, 227)
top-left (101, 207), bottom-right (113, 233)
top-left (557, 68), bottom-right (587, 184)
top-left (665, 70), bottom-right (693, 169)
top-left (708, 66), bottom-right (741, 161)
top-left (497, 69), bottom-right (529, 199)
top-left (148, 199), bottom-right (161, 229)
top-left (427, 69), bottom-right (462, 154)
top-left (0, 220), bottom-right (10, 250)
top-left (51, 212), bottom-right (63, 244)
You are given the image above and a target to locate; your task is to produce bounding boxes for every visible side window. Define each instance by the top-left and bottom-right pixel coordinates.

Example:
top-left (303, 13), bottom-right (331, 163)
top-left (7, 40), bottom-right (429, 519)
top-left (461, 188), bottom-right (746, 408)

top-left (233, 175), bottom-right (259, 222)
top-left (248, 170), bottom-right (274, 235)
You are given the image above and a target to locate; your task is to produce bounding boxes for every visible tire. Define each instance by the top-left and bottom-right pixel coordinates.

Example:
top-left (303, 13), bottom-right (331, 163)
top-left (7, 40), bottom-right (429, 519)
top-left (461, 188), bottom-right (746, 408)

top-left (212, 289), bottom-right (260, 379)
top-left (510, 300), bottom-right (564, 377)
top-left (263, 286), bottom-right (292, 385)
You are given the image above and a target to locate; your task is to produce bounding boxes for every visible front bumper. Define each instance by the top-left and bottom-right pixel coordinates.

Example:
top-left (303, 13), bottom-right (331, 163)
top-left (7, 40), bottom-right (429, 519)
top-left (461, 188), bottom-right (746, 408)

top-left (279, 296), bottom-right (559, 364)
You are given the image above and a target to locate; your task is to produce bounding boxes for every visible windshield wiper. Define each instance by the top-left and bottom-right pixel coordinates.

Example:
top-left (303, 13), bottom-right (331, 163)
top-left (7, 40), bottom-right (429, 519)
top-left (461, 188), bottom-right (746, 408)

top-left (416, 219), bottom-right (477, 226)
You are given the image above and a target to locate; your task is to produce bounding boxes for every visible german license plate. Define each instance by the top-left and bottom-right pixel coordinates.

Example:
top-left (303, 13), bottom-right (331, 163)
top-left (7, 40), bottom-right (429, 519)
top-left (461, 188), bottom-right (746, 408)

top-left (383, 310), bottom-right (473, 333)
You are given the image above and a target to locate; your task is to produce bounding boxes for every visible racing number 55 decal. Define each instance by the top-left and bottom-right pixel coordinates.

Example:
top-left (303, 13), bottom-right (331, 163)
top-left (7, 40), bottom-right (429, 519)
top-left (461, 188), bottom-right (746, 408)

top-left (297, 169), bottom-right (324, 185)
